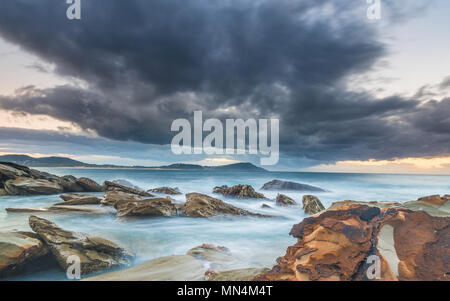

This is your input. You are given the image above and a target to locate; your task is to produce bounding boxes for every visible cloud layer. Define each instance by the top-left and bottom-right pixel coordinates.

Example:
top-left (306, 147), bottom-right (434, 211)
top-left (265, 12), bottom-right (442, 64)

top-left (0, 0), bottom-right (449, 166)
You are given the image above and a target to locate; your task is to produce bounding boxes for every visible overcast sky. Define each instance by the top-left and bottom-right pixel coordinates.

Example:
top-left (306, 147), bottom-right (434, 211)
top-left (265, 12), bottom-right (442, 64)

top-left (0, 0), bottom-right (449, 173)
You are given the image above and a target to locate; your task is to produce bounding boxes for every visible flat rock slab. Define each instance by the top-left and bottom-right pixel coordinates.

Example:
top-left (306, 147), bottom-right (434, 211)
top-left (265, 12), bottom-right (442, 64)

top-left (114, 198), bottom-right (178, 217)
top-left (0, 231), bottom-right (49, 278)
top-left (4, 177), bottom-right (63, 195)
top-left (29, 216), bottom-right (133, 275)
top-left (84, 255), bottom-right (205, 281)
top-left (6, 205), bottom-right (114, 215)
top-left (205, 267), bottom-right (270, 281)
top-left (213, 185), bottom-right (265, 199)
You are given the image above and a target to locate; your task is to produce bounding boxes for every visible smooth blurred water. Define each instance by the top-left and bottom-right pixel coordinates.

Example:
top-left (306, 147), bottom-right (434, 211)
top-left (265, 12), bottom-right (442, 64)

top-left (1, 168), bottom-right (450, 280)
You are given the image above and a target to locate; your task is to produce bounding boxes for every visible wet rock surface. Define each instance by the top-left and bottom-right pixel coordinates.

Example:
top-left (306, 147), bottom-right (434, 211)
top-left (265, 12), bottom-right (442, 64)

top-left (114, 198), bottom-right (178, 217)
top-left (213, 185), bottom-right (265, 199)
top-left (56, 193), bottom-right (101, 206)
top-left (180, 193), bottom-right (270, 218)
top-left (29, 216), bottom-right (132, 275)
top-left (148, 187), bottom-right (182, 195)
top-left (302, 195), bottom-right (325, 214)
top-left (103, 181), bottom-right (153, 197)
top-left (205, 267), bottom-right (270, 281)
top-left (276, 194), bottom-right (297, 206)
top-left (261, 179), bottom-right (325, 192)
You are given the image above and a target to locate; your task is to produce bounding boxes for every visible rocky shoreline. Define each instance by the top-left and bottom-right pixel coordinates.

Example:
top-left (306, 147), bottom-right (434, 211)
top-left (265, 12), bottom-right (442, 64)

top-left (0, 162), bottom-right (449, 281)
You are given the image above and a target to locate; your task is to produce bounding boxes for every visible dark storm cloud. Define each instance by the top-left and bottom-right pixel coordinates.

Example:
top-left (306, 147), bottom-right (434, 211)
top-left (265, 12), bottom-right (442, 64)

top-left (0, 0), bottom-right (447, 164)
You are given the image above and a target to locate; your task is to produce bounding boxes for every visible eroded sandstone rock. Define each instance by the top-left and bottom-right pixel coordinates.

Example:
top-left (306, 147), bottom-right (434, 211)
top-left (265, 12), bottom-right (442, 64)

top-left (302, 195), bottom-right (325, 214)
top-left (180, 193), bottom-right (270, 218)
top-left (255, 203), bottom-right (449, 281)
top-left (75, 178), bottom-right (103, 192)
top-left (205, 267), bottom-right (270, 281)
top-left (0, 231), bottom-right (49, 278)
top-left (29, 216), bottom-right (132, 275)
top-left (101, 191), bottom-right (146, 206)
top-left (56, 193), bottom-right (101, 205)
top-left (213, 185), bottom-right (265, 199)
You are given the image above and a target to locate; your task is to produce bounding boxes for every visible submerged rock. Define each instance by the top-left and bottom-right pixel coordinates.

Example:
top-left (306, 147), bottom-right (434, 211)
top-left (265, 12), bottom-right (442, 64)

top-left (180, 193), bottom-right (270, 218)
top-left (114, 198), bottom-right (178, 217)
top-left (205, 268), bottom-right (270, 281)
top-left (4, 177), bottom-right (63, 195)
top-left (302, 195), bottom-right (325, 214)
top-left (103, 181), bottom-right (153, 197)
top-left (6, 205), bottom-right (113, 215)
top-left (29, 216), bottom-right (132, 275)
top-left (148, 187), bottom-right (182, 195)
top-left (213, 185), bottom-right (265, 199)
top-left (276, 194), bottom-right (297, 206)
top-left (255, 202), bottom-right (450, 281)
top-left (261, 179), bottom-right (325, 192)
top-left (0, 231), bottom-right (49, 278)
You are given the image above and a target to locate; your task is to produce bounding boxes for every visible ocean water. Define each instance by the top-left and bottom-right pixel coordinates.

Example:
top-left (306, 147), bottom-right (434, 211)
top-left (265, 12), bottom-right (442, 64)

top-left (1, 169), bottom-right (450, 280)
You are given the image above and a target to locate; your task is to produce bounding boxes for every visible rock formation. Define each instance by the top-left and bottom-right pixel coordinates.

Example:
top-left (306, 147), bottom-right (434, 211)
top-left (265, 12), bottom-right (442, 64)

top-left (114, 198), bottom-right (178, 217)
top-left (255, 198), bottom-right (450, 281)
top-left (55, 193), bottom-right (101, 206)
top-left (103, 181), bottom-right (153, 197)
top-left (29, 216), bottom-right (132, 275)
top-left (0, 162), bottom-right (102, 196)
top-left (205, 268), bottom-right (270, 281)
top-left (213, 185), bottom-right (265, 199)
top-left (276, 194), bottom-right (297, 206)
top-left (148, 187), bottom-right (182, 195)
top-left (180, 193), bottom-right (270, 218)
top-left (261, 179), bottom-right (325, 192)
top-left (302, 195), bottom-right (325, 214)
top-left (0, 231), bottom-right (49, 278)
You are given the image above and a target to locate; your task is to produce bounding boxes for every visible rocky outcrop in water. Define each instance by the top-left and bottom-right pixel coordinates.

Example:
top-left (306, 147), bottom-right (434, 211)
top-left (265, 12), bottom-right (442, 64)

top-left (101, 191), bottom-right (145, 206)
top-left (255, 197), bottom-right (450, 281)
top-left (29, 216), bottom-right (132, 275)
top-left (205, 268), bottom-right (270, 281)
top-left (213, 185), bottom-right (265, 199)
top-left (114, 198), bottom-right (178, 217)
top-left (148, 187), bottom-right (182, 195)
top-left (180, 193), bottom-right (270, 218)
top-left (103, 181), bottom-right (153, 197)
top-left (276, 194), bottom-right (297, 206)
top-left (261, 179), bottom-right (325, 192)
top-left (0, 162), bottom-right (102, 196)
top-left (302, 195), bottom-right (325, 214)
top-left (0, 231), bottom-right (49, 278)
top-left (55, 193), bottom-right (101, 206)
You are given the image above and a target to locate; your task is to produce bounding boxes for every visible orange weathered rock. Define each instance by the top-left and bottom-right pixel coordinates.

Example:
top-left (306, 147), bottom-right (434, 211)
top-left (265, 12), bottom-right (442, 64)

top-left (255, 203), bottom-right (449, 281)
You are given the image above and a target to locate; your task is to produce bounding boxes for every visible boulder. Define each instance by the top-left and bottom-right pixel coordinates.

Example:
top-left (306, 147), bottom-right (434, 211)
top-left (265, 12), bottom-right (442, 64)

top-left (148, 187), bottom-right (182, 195)
top-left (29, 216), bottom-right (132, 275)
top-left (75, 178), bottom-right (103, 192)
top-left (180, 193), bottom-right (270, 218)
top-left (276, 194), bottom-right (297, 206)
top-left (302, 195), bottom-right (325, 214)
top-left (261, 179), bottom-right (325, 192)
top-left (261, 204), bottom-right (272, 209)
top-left (56, 193), bottom-right (101, 206)
top-left (114, 198), bottom-right (178, 217)
top-left (213, 185), bottom-right (265, 199)
top-left (59, 175), bottom-right (85, 192)
top-left (0, 231), bottom-right (49, 278)
top-left (103, 181), bottom-right (153, 197)
top-left (4, 177), bottom-right (63, 195)
top-left (0, 163), bottom-right (28, 180)
top-left (111, 179), bottom-right (143, 191)
top-left (101, 191), bottom-right (145, 206)
top-left (0, 189), bottom-right (7, 196)
top-left (255, 204), bottom-right (449, 281)
top-left (205, 268), bottom-right (270, 281)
